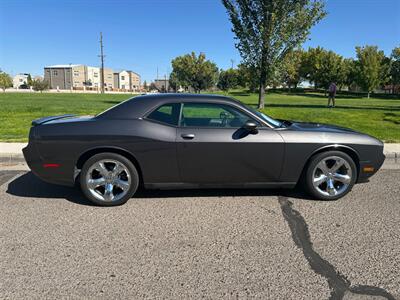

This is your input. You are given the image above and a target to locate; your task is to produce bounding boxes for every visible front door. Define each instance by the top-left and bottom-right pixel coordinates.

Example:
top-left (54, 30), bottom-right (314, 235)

top-left (176, 102), bottom-right (284, 184)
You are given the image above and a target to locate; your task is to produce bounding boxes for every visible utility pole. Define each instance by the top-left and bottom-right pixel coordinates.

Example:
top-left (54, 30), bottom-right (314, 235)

top-left (99, 32), bottom-right (105, 94)
top-left (230, 59), bottom-right (235, 69)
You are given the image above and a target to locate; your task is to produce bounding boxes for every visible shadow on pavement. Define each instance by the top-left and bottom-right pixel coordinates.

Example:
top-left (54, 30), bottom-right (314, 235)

top-left (6, 171), bottom-right (315, 206)
top-left (6, 172), bottom-right (93, 206)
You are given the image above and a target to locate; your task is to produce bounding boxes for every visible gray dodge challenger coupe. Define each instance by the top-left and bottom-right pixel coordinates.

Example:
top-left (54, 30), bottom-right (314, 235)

top-left (23, 94), bottom-right (385, 206)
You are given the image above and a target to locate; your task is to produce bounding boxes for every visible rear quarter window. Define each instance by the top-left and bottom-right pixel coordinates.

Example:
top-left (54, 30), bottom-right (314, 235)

top-left (146, 103), bottom-right (180, 126)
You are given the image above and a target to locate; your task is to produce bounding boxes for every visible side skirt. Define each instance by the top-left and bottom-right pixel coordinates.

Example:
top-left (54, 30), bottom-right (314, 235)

top-left (144, 182), bottom-right (297, 190)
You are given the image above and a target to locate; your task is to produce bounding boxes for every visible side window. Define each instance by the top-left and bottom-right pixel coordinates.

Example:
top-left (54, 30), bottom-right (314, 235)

top-left (181, 103), bottom-right (257, 128)
top-left (147, 103), bottom-right (180, 126)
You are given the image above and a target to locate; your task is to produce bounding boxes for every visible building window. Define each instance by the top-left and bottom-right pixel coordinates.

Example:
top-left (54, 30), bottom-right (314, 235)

top-left (121, 76), bottom-right (125, 80)
top-left (53, 70), bottom-right (58, 76)
top-left (94, 73), bottom-right (98, 77)
top-left (73, 71), bottom-right (79, 76)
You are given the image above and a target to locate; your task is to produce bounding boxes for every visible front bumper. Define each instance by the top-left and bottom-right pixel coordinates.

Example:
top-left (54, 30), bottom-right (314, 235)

top-left (357, 152), bottom-right (385, 183)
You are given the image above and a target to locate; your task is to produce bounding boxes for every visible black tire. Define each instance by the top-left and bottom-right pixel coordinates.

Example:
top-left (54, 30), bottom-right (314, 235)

top-left (80, 152), bottom-right (139, 206)
top-left (305, 151), bottom-right (357, 200)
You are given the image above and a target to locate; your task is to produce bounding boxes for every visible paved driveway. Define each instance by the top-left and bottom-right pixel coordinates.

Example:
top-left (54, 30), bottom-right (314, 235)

top-left (0, 165), bottom-right (399, 299)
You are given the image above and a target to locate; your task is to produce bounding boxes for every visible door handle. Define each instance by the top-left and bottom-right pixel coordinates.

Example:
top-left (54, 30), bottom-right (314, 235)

top-left (181, 133), bottom-right (195, 139)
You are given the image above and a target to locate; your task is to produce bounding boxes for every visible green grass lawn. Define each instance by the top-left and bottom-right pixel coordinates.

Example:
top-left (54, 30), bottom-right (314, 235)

top-left (0, 91), bottom-right (399, 142)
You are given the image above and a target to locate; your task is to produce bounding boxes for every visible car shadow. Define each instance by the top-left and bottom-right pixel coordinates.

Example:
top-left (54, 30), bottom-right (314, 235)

top-left (6, 172), bottom-right (93, 206)
top-left (6, 172), bottom-right (315, 206)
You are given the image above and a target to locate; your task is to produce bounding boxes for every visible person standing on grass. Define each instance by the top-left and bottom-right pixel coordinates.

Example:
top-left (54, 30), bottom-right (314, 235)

top-left (328, 82), bottom-right (337, 108)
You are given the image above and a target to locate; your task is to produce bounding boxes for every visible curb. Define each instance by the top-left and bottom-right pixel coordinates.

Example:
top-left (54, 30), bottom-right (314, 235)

top-left (0, 154), bottom-right (26, 166)
top-left (385, 152), bottom-right (399, 159)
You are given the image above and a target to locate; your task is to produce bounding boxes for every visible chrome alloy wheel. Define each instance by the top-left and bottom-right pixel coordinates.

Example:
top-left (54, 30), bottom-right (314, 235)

top-left (85, 159), bottom-right (131, 202)
top-left (312, 156), bottom-right (352, 197)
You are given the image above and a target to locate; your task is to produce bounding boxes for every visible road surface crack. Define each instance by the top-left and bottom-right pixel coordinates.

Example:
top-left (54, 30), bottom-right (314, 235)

top-left (278, 196), bottom-right (395, 300)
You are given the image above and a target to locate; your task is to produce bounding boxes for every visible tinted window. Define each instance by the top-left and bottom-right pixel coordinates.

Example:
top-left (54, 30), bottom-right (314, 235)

top-left (181, 103), bottom-right (257, 128)
top-left (147, 103), bottom-right (180, 126)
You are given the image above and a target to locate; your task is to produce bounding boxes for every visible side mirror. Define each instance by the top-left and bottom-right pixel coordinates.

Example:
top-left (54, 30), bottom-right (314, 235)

top-left (243, 121), bottom-right (258, 132)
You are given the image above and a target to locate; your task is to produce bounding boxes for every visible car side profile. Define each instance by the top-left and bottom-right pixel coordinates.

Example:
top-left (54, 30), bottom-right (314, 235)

top-left (23, 94), bottom-right (385, 206)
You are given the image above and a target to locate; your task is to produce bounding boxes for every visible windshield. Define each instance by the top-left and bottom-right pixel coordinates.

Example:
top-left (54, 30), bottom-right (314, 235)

top-left (244, 105), bottom-right (282, 127)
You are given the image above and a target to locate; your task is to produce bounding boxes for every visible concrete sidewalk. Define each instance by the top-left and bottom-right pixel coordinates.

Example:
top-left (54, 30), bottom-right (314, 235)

top-left (1, 142), bottom-right (399, 162)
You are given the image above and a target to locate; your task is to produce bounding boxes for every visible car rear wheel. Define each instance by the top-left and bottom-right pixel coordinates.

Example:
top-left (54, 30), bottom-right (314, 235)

top-left (80, 153), bottom-right (139, 206)
top-left (305, 151), bottom-right (357, 200)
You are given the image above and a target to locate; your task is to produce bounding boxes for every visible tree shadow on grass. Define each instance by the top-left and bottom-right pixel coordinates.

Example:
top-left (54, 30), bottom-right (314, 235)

top-left (270, 89), bottom-right (400, 100)
top-left (229, 91), bottom-right (252, 97)
top-left (266, 103), bottom-right (400, 112)
top-left (6, 172), bottom-right (316, 206)
top-left (102, 100), bottom-right (124, 105)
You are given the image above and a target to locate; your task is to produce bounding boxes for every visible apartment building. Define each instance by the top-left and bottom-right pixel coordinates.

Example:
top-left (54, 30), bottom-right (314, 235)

top-left (113, 72), bottom-right (120, 89)
top-left (13, 73), bottom-right (30, 88)
top-left (117, 70), bottom-right (140, 91)
top-left (84, 67), bottom-right (113, 89)
top-left (44, 65), bottom-right (141, 91)
top-left (44, 64), bottom-right (80, 90)
top-left (71, 65), bottom-right (87, 88)
top-left (104, 68), bottom-right (114, 89)
top-left (86, 66), bottom-right (100, 88)
top-left (154, 78), bottom-right (170, 92)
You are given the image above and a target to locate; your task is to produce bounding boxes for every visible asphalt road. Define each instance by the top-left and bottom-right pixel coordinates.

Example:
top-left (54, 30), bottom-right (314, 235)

top-left (0, 165), bottom-right (399, 299)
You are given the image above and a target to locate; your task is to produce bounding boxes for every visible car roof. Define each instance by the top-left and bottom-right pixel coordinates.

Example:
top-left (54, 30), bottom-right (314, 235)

top-left (136, 93), bottom-right (239, 103)
top-left (97, 93), bottom-right (246, 119)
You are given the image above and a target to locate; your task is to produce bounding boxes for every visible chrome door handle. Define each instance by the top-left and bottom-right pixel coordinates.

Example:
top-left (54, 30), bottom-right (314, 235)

top-left (181, 133), bottom-right (195, 139)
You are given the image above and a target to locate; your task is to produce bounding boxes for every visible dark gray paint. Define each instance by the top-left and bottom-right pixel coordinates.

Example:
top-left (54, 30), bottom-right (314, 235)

top-left (23, 94), bottom-right (385, 189)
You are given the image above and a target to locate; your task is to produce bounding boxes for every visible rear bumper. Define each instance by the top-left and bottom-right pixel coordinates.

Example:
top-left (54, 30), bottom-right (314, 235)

top-left (23, 142), bottom-right (75, 187)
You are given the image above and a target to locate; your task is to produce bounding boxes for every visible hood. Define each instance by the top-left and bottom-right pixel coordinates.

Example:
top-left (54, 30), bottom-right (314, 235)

top-left (286, 121), bottom-right (358, 134)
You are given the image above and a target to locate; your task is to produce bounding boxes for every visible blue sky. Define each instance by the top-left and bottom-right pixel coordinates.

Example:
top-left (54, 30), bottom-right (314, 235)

top-left (0, 0), bottom-right (399, 82)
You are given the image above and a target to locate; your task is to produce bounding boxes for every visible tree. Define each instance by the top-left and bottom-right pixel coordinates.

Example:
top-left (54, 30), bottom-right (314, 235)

top-left (302, 47), bottom-right (344, 90)
top-left (217, 68), bottom-right (239, 92)
top-left (237, 63), bottom-right (259, 92)
top-left (32, 79), bottom-right (49, 93)
top-left (0, 71), bottom-right (12, 91)
top-left (149, 82), bottom-right (157, 91)
top-left (281, 49), bottom-right (304, 91)
top-left (355, 46), bottom-right (387, 98)
top-left (380, 55), bottom-right (392, 89)
top-left (170, 52), bottom-right (219, 93)
top-left (169, 72), bottom-right (179, 92)
top-left (222, 0), bottom-right (326, 108)
top-left (27, 74), bottom-right (33, 87)
top-left (390, 47), bottom-right (400, 94)
top-left (143, 80), bottom-right (148, 91)
top-left (335, 58), bottom-right (357, 91)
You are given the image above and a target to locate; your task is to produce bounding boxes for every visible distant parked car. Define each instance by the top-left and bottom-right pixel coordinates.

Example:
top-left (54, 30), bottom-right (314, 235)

top-left (18, 84), bottom-right (30, 89)
top-left (23, 94), bottom-right (385, 206)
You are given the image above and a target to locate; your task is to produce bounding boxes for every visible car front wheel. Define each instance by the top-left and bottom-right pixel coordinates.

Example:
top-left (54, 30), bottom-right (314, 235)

top-left (80, 153), bottom-right (139, 206)
top-left (305, 151), bottom-right (357, 200)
